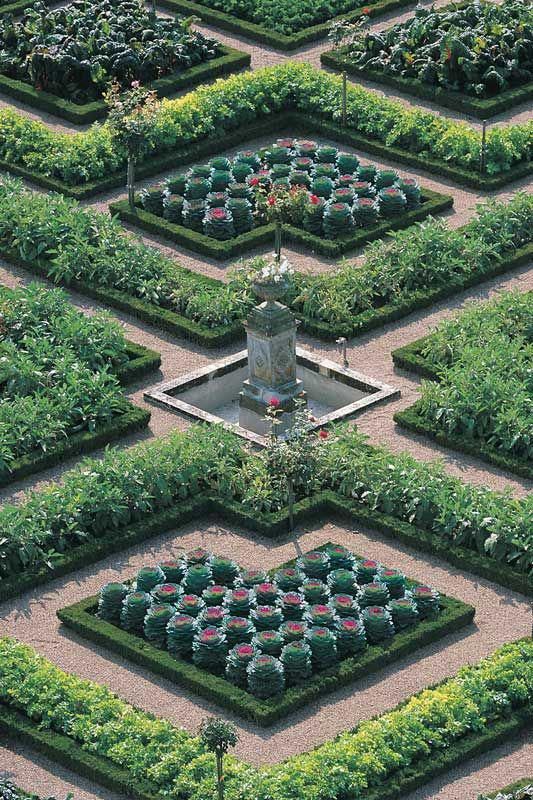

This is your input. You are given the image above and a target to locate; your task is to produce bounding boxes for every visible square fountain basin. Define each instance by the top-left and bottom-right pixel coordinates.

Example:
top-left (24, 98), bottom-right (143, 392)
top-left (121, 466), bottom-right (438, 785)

top-left (145, 348), bottom-right (399, 445)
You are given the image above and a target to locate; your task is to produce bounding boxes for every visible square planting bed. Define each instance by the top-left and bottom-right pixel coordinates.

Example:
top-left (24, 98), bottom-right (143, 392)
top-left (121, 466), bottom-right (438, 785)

top-left (0, 0), bottom-right (250, 124)
top-left (109, 137), bottom-right (453, 259)
top-left (144, 347), bottom-right (400, 446)
top-left (157, 0), bottom-right (422, 50)
top-left (57, 542), bottom-right (475, 725)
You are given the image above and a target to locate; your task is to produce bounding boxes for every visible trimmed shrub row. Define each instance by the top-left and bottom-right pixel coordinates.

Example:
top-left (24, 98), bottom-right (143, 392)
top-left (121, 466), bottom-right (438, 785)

top-left (0, 45), bottom-right (250, 125)
top-left (158, 0), bottom-right (419, 50)
top-left (1, 178), bottom-right (531, 347)
top-left (0, 282), bottom-right (156, 485)
top-left (0, 637), bottom-right (531, 800)
top-left (0, 64), bottom-right (530, 195)
top-left (321, 0), bottom-right (533, 119)
top-left (0, 424), bottom-right (531, 604)
top-left (393, 290), bottom-right (533, 479)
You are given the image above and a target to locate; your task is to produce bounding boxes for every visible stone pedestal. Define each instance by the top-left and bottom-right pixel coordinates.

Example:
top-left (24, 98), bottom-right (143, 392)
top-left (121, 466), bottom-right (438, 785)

top-left (239, 298), bottom-right (306, 436)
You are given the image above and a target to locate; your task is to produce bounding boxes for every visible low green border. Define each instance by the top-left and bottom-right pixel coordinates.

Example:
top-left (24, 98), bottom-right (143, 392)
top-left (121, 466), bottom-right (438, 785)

top-left (321, 49), bottom-right (533, 120)
top-left (394, 403), bottom-right (533, 481)
top-left (392, 336), bottom-right (533, 480)
top-left (0, 0), bottom-right (45, 16)
top-left (0, 694), bottom-right (530, 800)
top-left (1, 111), bottom-right (530, 199)
top-left (110, 187), bottom-right (453, 260)
top-left (158, 0), bottom-right (418, 50)
top-left (57, 548), bottom-right (474, 725)
top-left (485, 779), bottom-right (533, 798)
top-left (0, 240), bottom-right (531, 346)
top-left (0, 403), bottom-right (151, 488)
top-left (1, 488), bottom-right (531, 607)
top-left (0, 340), bottom-right (159, 487)
top-left (0, 46), bottom-right (250, 125)
top-left (120, 341), bottom-right (162, 385)
top-left (0, 245), bottom-right (242, 347)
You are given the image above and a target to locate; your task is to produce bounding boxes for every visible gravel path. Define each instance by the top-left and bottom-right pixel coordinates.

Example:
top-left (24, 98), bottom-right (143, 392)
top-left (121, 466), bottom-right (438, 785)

top-left (0, 0), bottom-right (532, 793)
top-left (1, 516), bottom-right (531, 765)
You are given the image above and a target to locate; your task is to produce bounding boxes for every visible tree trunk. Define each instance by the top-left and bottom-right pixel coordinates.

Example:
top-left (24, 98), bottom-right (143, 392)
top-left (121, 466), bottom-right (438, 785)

top-left (127, 155), bottom-right (136, 214)
top-left (216, 752), bottom-right (224, 800)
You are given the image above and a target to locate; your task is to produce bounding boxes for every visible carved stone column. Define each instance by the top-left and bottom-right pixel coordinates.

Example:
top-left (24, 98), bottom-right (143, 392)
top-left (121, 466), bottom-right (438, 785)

top-left (239, 294), bottom-right (306, 436)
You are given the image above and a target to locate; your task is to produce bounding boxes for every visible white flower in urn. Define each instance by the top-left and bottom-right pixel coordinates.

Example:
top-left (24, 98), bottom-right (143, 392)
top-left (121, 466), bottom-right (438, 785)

top-left (252, 255), bottom-right (293, 286)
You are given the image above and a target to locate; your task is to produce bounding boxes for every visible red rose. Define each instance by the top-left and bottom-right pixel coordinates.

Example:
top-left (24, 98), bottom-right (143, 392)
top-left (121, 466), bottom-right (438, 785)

top-left (319, 429), bottom-right (329, 439)
top-left (269, 397), bottom-right (281, 408)
top-left (267, 196), bottom-right (276, 207)
top-left (249, 177), bottom-right (260, 186)
top-left (309, 194), bottom-right (320, 205)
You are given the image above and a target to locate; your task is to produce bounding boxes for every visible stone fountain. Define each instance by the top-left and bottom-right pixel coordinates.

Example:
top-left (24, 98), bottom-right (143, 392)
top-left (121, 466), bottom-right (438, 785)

top-left (145, 263), bottom-right (399, 445)
top-left (239, 275), bottom-right (306, 436)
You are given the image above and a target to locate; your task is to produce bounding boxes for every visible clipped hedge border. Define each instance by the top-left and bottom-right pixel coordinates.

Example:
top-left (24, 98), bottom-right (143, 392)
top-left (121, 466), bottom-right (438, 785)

top-left (1, 111), bottom-right (530, 200)
top-left (321, 49), bottom-right (533, 119)
top-left (486, 779), bottom-right (533, 798)
top-left (391, 336), bottom-right (533, 479)
top-left (0, 340), bottom-right (158, 487)
top-left (0, 46), bottom-right (250, 125)
top-left (0, 689), bottom-right (530, 800)
top-left (2, 236), bottom-right (531, 350)
top-left (0, 245), bottom-right (242, 348)
top-left (1, 488), bottom-right (530, 607)
top-left (110, 187), bottom-right (453, 260)
top-left (57, 555), bottom-right (474, 725)
top-left (157, 0), bottom-right (418, 50)
top-left (0, 404), bottom-right (151, 489)
top-left (299, 241), bottom-right (533, 341)
top-left (0, 0), bottom-right (45, 15)
top-left (394, 403), bottom-right (533, 481)
top-left (119, 341), bottom-right (162, 385)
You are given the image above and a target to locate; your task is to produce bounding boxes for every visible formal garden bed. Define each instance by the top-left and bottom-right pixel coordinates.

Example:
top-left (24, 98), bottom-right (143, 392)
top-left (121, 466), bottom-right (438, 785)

top-left (0, 0), bottom-right (249, 124)
top-left (321, 0), bottom-right (533, 119)
top-left (0, 282), bottom-right (157, 486)
top-left (0, 65), bottom-right (531, 197)
top-left (481, 781), bottom-right (533, 800)
top-left (0, 422), bottom-right (531, 605)
top-left (157, 0), bottom-right (418, 50)
top-left (0, 637), bottom-right (531, 800)
top-left (110, 139), bottom-right (452, 258)
top-left (57, 542), bottom-right (473, 724)
top-left (1, 179), bottom-right (531, 346)
top-left (393, 290), bottom-right (532, 479)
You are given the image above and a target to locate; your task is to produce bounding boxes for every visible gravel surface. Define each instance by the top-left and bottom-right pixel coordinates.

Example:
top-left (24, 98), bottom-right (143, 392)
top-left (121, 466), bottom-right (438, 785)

top-left (0, 0), bottom-right (531, 793)
top-left (1, 516), bottom-right (531, 765)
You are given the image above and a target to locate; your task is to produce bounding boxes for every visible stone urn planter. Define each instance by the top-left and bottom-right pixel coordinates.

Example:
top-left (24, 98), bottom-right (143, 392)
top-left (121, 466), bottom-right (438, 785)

top-left (252, 279), bottom-right (289, 304)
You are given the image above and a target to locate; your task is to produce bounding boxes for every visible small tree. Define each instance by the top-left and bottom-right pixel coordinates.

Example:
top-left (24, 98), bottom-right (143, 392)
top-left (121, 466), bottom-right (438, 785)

top-left (104, 80), bottom-right (159, 213)
top-left (199, 717), bottom-right (238, 800)
top-left (264, 398), bottom-right (330, 531)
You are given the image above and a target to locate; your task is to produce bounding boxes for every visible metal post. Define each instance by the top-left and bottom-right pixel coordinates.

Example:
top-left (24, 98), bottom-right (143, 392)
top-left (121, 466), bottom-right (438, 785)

top-left (480, 120), bottom-right (487, 175)
top-left (287, 477), bottom-right (294, 533)
top-left (127, 155), bottom-right (136, 214)
top-left (274, 221), bottom-right (282, 262)
top-left (341, 71), bottom-right (347, 128)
